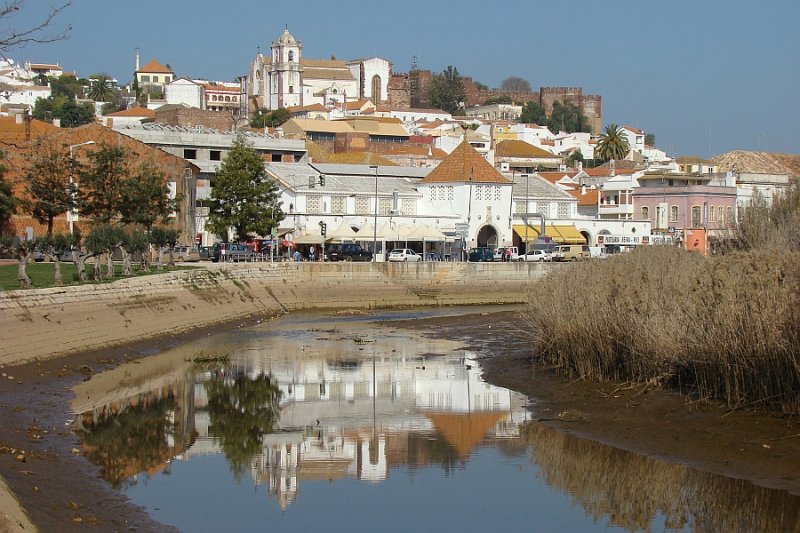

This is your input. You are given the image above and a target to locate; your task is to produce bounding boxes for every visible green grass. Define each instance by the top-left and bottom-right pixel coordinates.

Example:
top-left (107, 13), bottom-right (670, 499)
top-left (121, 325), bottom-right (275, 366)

top-left (0, 261), bottom-right (198, 291)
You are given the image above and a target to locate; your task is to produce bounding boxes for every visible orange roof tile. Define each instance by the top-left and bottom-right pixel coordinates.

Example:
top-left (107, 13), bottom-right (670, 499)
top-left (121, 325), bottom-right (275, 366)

top-left (327, 152), bottom-right (397, 165)
top-left (421, 140), bottom-right (511, 184)
top-left (566, 188), bottom-right (600, 207)
top-left (137, 59), bottom-right (173, 74)
top-left (538, 171), bottom-right (579, 184)
top-left (0, 116), bottom-right (59, 143)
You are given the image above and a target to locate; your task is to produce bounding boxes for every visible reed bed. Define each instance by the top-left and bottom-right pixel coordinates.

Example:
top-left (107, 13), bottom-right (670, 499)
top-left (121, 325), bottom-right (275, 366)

top-left (524, 246), bottom-right (800, 413)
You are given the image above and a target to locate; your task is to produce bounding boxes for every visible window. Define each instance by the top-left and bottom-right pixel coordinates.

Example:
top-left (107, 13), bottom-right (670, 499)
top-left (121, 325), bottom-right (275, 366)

top-left (494, 186), bottom-right (501, 201)
top-left (331, 196), bottom-right (345, 213)
top-left (307, 195), bottom-right (321, 214)
top-left (447, 186), bottom-right (453, 200)
top-left (670, 205), bottom-right (678, 222)
top-left (371, 74), bottom-right (381, 101)
top-left (709, 206), bottom-right (716, 222)
top-left (225, 96), bottom-right (230, 102)
top-left (726, 206), bottom-right (733, 226)
top-left (212, 95), bottom-right (218, 101)
top-left (515, 201), bottom-right (526, 214)
top-left (289, 85), bottom-right (294, 94)
top-left (288, 51), bottom-right (294, 61)
top-left (183, 149), bottom-right (197, 159)
top-left (165, 76), bottom-right (171, 83)
top-left (475, 186), bottom-right (483, 201)
top-left (153, 76), bottom-right (159, 83)
top-left (718, 206), bottom-right (724, 224)
top-left (379, 197), bottom-right (392, 214)
top-left (692, 205), bottom-right (702, 227)
top-left (641, 206), bottom-right (649, 220)
top-left (141, 75), bottom-right (150, 82)
top-left (557, 202), bottom-right (569, 218)
top-left (272, 153), bottom-right (282, 162)
top-left (356, 197), bottom-right (369, 214)
top-left (210, 150), bottom-right (221, 161)
top-left (401, 198), bottom-right (416, 215)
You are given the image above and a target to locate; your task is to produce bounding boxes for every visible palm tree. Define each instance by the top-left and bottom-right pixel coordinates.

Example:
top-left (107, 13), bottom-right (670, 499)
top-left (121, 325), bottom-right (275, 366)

top-left (87, 74), bottom-right (115, 102)
top-left (595, 124), bottom-right (630, 162)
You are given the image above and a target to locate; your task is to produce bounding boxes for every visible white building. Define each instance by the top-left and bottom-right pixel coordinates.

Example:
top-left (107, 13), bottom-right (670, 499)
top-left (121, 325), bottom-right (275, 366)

top-left (248, 28), bottom-right (391, 114)
top-left (165, 77), bottom-right (204, 108)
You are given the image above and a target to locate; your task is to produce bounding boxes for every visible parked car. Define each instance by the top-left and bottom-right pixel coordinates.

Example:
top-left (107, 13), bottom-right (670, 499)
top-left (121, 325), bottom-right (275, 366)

top-left (326, 243), bottom-right (373, 262)
top-left (518, 249), bottom-right (552, 262)
top-left (467, 247), bottom-right (495, 262)
top-left (167, 245), bottom-right (201, 262)
top-left (387, 248), bottom-right (421, 262)
top-left (212, 242), bottom-right (257, 262)
top-left (551, 244), bottom-right (591, 262)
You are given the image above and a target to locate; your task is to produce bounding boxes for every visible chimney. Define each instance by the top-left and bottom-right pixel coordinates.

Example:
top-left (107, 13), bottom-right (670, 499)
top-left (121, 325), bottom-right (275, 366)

top-left (15, 113), bottom-right (23, 124)
top-left (609, 159), bottom-right (616, 177)
top-left (577, 161), bottom-right (583, 172)
top-left (135, 48), bottom-right (140, 71)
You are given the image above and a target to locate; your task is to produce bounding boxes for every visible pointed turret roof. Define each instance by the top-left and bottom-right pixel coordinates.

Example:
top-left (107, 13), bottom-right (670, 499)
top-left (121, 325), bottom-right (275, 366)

top-left (420, 140), bottom-right (511, 184)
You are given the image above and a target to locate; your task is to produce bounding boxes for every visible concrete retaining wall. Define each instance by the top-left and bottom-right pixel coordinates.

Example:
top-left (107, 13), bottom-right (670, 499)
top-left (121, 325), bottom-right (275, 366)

top-left (0, 262), bottom-right (550, 366)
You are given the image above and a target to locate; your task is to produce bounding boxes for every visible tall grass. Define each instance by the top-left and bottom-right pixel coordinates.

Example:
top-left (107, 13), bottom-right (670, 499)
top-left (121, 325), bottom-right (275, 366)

top-left (525, 180), bottom-right (800, 413)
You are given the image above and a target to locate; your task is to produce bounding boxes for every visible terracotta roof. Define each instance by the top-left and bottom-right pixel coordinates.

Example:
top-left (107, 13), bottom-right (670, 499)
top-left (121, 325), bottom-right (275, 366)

top-left (496, 139), bottom-right (557, 158)
top-left (287, 103), bottom-right (327, 113)
top-left (136, 59), bottom-right (173, 74)
top-left (583, 159), bottom-right (643, 177)
top-left (383, 144), bottom-right (448, 159)
top-left (29, 63), bottom-right (61, 70)
top-left (676, 156), bottom-right (713, 165)
top-left (711, 151), bottom-right (800, 178)
top-left (421, 140), bottom-right (511, 184)
top-left (538, 171), bottom-right (579, 184)
top-left (105, 107), bottom-right (155, 117)
top-left (391, 106), bottom-right (450, 115)
top-left (566, 187), bottom-right (600, 207)
top-left (203, 84), bottom-right (239, 93)
top-left (344, 99), bottom-right (373, 110)
top-left (0, 116), bottom-right (59, 143)
top-left (623, 125), bottom-right (644, 134)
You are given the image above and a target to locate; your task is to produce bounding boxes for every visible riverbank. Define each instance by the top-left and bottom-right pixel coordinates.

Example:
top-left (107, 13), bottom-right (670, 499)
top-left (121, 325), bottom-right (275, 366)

top-left (0, 261), bottom-right (547, 367)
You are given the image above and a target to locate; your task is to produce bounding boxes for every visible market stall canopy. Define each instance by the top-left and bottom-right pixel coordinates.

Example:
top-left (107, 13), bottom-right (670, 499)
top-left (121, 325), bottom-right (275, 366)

top-left (292, 232), bottom-right (326, 244)
top-left (327, 222), bottom-right (360, 242)
top-left (405, 224), bottom-right (448, 241)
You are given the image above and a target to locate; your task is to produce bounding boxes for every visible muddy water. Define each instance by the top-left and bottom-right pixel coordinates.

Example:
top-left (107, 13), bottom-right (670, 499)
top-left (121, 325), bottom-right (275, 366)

top-left (71, 308), bottom-right (800, 533)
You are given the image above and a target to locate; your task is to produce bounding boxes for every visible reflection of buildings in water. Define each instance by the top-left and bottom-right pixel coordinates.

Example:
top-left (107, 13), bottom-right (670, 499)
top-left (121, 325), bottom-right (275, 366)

top-left (77, 349), bottom-right (530, 507)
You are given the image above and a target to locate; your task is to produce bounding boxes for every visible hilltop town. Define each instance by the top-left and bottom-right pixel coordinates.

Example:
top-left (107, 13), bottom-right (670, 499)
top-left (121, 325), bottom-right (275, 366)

top-left (1, 27), bottom-right (798, 258)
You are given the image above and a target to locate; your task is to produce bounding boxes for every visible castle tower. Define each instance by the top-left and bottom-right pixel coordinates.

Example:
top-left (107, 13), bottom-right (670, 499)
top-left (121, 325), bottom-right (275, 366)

top-left (268, 27), bottom-right (303, 110)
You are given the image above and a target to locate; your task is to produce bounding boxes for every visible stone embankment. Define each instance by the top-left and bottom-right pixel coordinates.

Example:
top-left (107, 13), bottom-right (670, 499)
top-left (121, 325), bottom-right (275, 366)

top-left (0, 262), bottom-right (549, 367)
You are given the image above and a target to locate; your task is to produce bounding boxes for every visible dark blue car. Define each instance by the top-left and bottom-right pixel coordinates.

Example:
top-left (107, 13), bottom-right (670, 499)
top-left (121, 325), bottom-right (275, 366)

top-left (467, 247), bottom-right (494, 262)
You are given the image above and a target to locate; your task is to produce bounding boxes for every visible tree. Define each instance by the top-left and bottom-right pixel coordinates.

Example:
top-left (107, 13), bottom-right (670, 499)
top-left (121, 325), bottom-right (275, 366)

top-left (473, 81), bottom-right (489, 91)
top-left (87, 74), bottom-right (116, 102)
top-left (483, 96), bottom-right (512, 105)
top-left (84, 224), bottom-right (120, 280)
top-left (37, 232), bottom-right (74, 286)
top-left (118, 162), bottom-right (173, 230)
top-left (48, 74), bottom-right (85, 100)
top-left (645, 133), bottom-right (656, 147)
top-left (207, 135), bottom-right (283, 242)
top-left (428, 66), bottom-right (466, 115)
top-left (149, 226), bottom-right (177, 269)
top-left (0, 151), bottom-right (17, 235)
top-left (595, 124), bottom-right (631, 162)
top-left (0, 236), bottom-right (34, 287)
top-left (32, 94), bottom-right (94, 127)
top-left (0, 1), bottom-right (72, 54)
top-left (519, 101), bottom-right (547, 125)
top-left (250, 107), bottom-right (290, 129)
top-left (566, 149), bottom-right (585, 168)
top-left (500, 77), bottom-right (532, 93)
top-left (546, 101), bottom-right (591, 134)
top-left (78, 144), bottom-right (128, 224)
top-left (23, 140), bottom-right (75, 236)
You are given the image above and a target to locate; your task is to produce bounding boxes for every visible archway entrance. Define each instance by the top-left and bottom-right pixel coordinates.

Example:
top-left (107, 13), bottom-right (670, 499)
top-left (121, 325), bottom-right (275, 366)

top-left (476, 225), bottom-right (499, 248)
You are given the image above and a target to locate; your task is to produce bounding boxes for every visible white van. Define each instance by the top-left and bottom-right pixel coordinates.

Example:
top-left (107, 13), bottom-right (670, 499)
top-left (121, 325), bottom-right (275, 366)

top-left (493, 246), bottom-right (519, 261)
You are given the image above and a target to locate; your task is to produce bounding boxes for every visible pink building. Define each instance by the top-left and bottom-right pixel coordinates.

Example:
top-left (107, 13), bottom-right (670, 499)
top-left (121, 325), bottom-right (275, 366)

top-left (634, 172), bottom-right (737, 254)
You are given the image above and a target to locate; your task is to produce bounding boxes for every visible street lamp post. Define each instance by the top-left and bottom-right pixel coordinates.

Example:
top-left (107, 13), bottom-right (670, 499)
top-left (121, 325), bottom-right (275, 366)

top-left (67, 141), bottom-right (96, 234)
top-left (370, 165), bottom-right (378, 262)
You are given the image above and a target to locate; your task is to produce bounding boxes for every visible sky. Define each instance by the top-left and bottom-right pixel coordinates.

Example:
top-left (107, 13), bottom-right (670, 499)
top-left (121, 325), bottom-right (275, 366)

top-left (7, 0), bottom-right (800, 158)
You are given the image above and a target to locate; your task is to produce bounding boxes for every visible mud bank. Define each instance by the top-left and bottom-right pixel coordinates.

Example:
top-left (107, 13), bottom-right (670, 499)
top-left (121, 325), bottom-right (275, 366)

top-left (0, 261), bottom-right (548, 367)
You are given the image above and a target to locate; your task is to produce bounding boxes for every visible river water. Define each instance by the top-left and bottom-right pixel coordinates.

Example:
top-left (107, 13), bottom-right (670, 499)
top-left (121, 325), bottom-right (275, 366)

top-left (71, 307), bottom-right (800, 533)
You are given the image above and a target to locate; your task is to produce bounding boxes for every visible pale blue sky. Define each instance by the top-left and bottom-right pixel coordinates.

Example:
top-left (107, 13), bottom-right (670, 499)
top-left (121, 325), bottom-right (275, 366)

top-left (8, 0), bottom-right (800, 158)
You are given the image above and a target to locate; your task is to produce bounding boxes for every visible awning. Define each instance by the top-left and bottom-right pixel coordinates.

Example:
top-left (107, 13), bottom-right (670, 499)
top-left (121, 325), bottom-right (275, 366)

top-left (512, 224), bottom-right (540, 243)
top-left (292, 233), bottom-right (326, 244)
top-left (546, 224), bottom-right (586, 244)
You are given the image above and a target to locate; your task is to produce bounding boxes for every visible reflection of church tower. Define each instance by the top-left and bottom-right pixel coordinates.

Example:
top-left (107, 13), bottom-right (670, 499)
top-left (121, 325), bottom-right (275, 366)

top-left (268, 27), bottom-right (303, 110)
